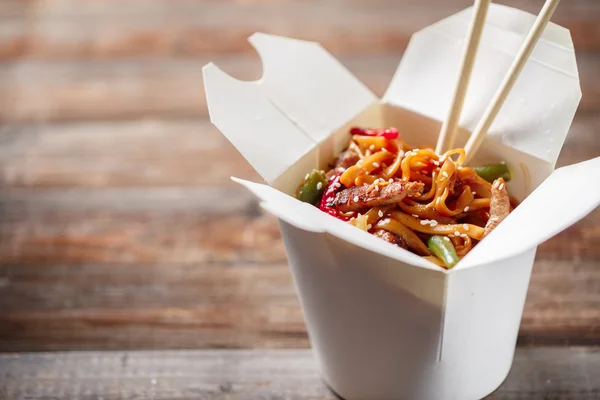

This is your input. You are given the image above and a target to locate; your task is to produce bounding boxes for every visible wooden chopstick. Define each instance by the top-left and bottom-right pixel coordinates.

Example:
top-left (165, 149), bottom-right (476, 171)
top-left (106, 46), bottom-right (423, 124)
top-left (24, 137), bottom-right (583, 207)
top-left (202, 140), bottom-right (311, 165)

top-left (463, 0), bottom-right (561, 164)
top-left (436, 0), bottom-right (490, 155)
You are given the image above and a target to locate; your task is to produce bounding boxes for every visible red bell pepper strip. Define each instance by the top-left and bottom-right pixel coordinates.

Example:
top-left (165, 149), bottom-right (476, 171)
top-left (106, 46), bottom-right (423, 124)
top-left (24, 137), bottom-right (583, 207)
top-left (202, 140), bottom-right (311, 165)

top-left (319, 174), bottom-right (351, 221)
top-left (350, 127), bottom-right (399, 140)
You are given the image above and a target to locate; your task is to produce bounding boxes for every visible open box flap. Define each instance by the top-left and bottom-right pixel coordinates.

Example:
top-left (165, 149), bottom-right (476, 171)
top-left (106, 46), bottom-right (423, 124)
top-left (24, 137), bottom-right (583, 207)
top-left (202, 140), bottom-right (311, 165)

top-left (469, 3), bottom-right (573, 48)
top-left (204, 34), bottom-right (377, 185)
top-left (459, 156), bottom-right (600, 269)
top-left (384, 3), bottom-right (581, 166)
top-left (249, 33), bottom-right (378, 142)
top-left (203, 64), bottom-right (314, 184)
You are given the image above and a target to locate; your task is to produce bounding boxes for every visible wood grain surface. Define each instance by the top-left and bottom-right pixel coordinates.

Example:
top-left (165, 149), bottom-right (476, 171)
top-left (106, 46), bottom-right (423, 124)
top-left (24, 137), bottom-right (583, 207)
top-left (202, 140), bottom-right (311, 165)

top-left (1, 348), bottom-right (599, 399)
top-left (0, 0), bottom-right (599, 354)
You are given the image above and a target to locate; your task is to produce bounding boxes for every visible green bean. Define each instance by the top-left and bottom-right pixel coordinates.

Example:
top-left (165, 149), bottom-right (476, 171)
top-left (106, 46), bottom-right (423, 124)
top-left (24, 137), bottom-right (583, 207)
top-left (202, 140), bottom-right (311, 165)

top-left (427, 235), bottom-right (459, 269)
top-left (473, 162), bottom-right (513, 183)
top-left (296, 169), bottom-right (327, 205)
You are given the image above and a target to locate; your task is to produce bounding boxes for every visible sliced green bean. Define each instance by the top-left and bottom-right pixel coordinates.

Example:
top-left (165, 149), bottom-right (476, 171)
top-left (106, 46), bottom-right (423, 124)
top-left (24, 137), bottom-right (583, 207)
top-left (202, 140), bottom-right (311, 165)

top-left (473, 162), bottom-right (513, 183)
top-left (296, 169), bottom-right (327, 205)
top-left (427, 235), bottom-right (459, 269)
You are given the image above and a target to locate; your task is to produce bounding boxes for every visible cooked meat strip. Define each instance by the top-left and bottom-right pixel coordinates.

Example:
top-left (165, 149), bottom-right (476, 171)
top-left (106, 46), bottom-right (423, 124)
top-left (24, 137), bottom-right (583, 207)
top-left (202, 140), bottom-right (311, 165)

top-left (330, 181), bottom-right (424, 212)
top-left (483, 178), bottom-right (510, 237)
top-left (325, 148), bottom-right (360, 179)
top-left (373, 229), bottom-right (408, 249)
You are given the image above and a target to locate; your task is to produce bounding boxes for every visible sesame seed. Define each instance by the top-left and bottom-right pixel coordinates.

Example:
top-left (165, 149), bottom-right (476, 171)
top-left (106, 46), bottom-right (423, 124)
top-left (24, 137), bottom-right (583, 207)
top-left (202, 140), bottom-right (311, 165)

top-left (472, 191), bottom-right (476, 196)
top-left (389, 178), bottom-right (393, 182)
top-left (367, 224), bottom-right (372, 230)
top-left (464, 206), bottom-right (470, 212)
top-left (305, 173), bottom-right (309, 180)
top-left (316, 182), bottom-right (323, 190)
top-left (463, 224), bottom-right (469, 230)
top-left (373, 162), bottom-right (380, 168)
top-left (412, 214), bottom-right (419, 218)
top-left (454, 230), bottom-right (460, 236)
top-left (338, 167), bottom-right (345, 172)
top-left (378, 210), bottom-right (384, 217)
top-left (499, 183), bottom-right (505, 190)
top-left (433, 160), bottom-right (440, 166)
top-left (443, 236), bottom-right (451, 242)
top-left (430, 220), bottom-right (438, 227)
top-left (382, 147), bottom-right (388, 152)
top-left (420, 220), bottom-right (428, 225)
top-left (369, 144), bottom-right (375, 151)
top-left (442, 171), bottom-right (449, 178)
top-left (353, 196), bottom-right (359, 202)
top-left (461, 233), bottom-right (468, 239)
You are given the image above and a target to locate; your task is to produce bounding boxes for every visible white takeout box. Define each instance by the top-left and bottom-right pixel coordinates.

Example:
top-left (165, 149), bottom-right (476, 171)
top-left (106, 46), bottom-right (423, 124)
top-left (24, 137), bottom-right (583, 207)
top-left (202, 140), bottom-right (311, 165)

top-left (204, 4), bottom-right (600, 400)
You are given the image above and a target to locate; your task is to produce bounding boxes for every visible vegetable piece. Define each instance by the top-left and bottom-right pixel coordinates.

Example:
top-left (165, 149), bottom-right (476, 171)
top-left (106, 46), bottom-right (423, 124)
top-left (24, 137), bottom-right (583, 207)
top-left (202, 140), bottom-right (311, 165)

top-left (296, 169), bottom-right (327, 205)
top-left (473, 162), bottom-right (513, 183)
top-left (427, 235), bottom-right (460, 268)
top-left (319, 174), bottom-right (351, 221)
top-left (350, 127), bottom-right (399, 140)
top-left (375, 218), bottom-right (430, 256)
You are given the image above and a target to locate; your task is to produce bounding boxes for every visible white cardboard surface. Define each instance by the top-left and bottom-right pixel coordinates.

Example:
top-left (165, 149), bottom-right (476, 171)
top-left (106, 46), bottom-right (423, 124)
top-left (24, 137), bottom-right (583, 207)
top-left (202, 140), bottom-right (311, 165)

top-left (461, 156), bottom-right (600, 268)
top-left (203, 64), bottom-right (314, 184)
top-left (204, 5), bottom-right (596, 399)
top-left (384, 3), bottom-right (581, 166)
top-left (249, 33), bottom-right (377, 142)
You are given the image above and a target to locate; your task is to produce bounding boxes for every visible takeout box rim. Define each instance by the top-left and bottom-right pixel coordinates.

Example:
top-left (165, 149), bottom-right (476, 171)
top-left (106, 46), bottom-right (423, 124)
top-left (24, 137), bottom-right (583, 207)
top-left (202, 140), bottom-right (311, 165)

top-left (234, 175), bottom-right (537, 275)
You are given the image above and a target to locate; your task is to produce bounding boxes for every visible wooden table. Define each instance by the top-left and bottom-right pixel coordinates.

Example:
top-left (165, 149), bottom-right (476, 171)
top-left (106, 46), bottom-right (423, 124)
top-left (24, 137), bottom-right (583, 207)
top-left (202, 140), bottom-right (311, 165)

top-left (0, 0), bottom-right (599, 398)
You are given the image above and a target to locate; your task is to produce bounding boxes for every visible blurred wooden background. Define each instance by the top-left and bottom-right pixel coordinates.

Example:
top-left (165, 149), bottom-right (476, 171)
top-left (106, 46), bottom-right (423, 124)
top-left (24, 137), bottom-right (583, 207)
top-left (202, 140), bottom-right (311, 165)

top-left (0, 0), bottom-right (599, 352)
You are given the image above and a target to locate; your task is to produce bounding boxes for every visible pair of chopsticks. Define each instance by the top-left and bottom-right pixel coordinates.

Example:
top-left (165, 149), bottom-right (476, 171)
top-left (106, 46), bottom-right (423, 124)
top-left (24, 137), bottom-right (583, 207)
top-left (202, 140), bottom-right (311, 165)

top-left (435, 0), bottom-right (561, 164)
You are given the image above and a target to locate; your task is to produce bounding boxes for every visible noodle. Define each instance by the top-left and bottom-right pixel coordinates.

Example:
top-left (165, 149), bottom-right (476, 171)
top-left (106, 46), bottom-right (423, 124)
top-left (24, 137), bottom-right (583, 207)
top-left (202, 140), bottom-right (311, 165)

top-left (297, 126), bottom-right (515, 268)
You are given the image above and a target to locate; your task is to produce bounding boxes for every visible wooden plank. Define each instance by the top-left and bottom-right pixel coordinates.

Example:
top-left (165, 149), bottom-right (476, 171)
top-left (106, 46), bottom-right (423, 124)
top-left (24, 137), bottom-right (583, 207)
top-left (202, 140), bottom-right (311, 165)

top-left (1, 53), bottom-right (599, 123)
top-left (0, 190), bottom-right (283, 265)
top-left (0, 184), bottom-right (599, 263)
top-left (0, 257), bottom-right (598, 350)
top-left (0, 263), bottom-right (308, 351)
top-left (0, 119), bottom-right (260, 187)
top-left (0, 55), bottom-right (389, 122)
top-left (1, 111), bottom-right (598, 188)
top-left (0, 348), bottom-right (599, 399)
top-left (0, 0), bottom-right (599, 61)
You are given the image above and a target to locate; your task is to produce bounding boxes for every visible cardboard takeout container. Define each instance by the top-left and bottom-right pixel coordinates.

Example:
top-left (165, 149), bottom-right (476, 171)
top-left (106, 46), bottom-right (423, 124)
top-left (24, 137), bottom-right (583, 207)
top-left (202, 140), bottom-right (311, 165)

top-left (204, 4), bottom-right (600, 399)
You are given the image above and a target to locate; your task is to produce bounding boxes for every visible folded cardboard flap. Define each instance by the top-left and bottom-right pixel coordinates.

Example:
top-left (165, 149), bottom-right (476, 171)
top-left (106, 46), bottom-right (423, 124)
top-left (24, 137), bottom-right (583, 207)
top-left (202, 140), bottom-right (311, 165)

top-left (459, 156), bottom-right (600, 268)
top-left (232, 177), bottom-right (325, 233)
top-left (249, 33), bottom-right (377, 142)
top-left (440, 11), bottom-right (577, 75)
top-left (453, 3), bottom-right (574, 49)
top-left (203, 64), bottom-right (314, 184)
top-left (384, 3), bottom-right (581, 166)
top-left (234, 177), bottom-right (437, 270)
top-left (204, 33), bottom-right (378, 187)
